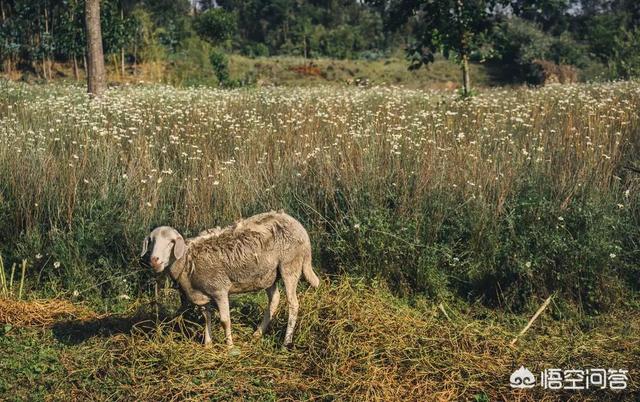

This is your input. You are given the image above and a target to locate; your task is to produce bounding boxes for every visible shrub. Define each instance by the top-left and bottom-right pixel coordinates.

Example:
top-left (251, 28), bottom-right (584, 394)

top-left (209, 49), bottom-right (230, 84)
top-left (325, 206), bottom-right (450, 299)
top-left (456, 185), bottom-right (632, 314)
top-left (167, 37), bottom-right (219, 87)
top-left (194, 8), bottom-right (237, 45)
top-left (548, 33), bottom-right (589, 67)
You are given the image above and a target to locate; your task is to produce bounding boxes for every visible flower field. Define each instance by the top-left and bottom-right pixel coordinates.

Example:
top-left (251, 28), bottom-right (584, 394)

top-left (0, 80), bottom-right (638, 309)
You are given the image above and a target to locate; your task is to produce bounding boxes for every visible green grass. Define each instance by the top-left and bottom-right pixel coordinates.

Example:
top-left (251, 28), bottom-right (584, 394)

top-left (227, 54), bottom-right (493, 89)
top-left (22, 52), bottom-right (492, 90)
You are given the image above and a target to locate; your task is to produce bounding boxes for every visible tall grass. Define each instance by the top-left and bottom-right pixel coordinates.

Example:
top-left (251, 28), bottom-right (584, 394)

top-left (0, 80), bottom-right (638, 311)
top-left (0, 256), bottom-right (28, 299)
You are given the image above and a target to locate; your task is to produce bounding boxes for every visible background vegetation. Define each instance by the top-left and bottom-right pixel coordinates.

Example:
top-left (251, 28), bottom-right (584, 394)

top-left (1, 0), bottom-right (639, 86)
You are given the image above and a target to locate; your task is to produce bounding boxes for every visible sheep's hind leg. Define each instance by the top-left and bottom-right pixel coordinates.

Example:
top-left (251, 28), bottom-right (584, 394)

top-left (254, 282), bottom-right (280, 338)
top-left (213, 291), bottom-right (233, 347)
top-left (281, 262), bottom-right (301, 347)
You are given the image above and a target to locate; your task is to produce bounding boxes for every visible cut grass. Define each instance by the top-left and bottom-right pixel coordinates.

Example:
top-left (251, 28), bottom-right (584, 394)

top-left (1, 278), bottom-right (638, 401)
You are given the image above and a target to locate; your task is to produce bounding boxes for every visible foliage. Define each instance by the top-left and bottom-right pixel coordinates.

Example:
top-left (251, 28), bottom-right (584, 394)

top-left (167, 37), bottom-right (219, 87)
top-left (607, 28), bottom-right (640, 79)
top-left (377, 0), bottom-right (506, 94)
top-left (490, 17), bottom-right (589, 83)
top-left (194, 8), bottom-right (237, 45)
top-left (490, 17), bottom-right (553, 81)
top-left (401, 0), bottom-right (501, 68)
top-left (0, 0), bottom-right (639, 82)
top-left (509, 0), bottom-right (572, 34)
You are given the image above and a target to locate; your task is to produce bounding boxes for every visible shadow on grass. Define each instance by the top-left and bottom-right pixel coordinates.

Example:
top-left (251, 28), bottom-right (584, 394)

top-left (51, 304), bottom-right (191, 345)
top-left (51, 298), bottom-right (268, 346)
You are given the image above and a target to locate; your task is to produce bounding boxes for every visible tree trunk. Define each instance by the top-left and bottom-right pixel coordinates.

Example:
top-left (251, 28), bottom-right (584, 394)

top-left (121, 47), bottom-right (125, 78)
top-left (120, 7), bottom-right (125, 78)
top-left (303, 35), bottom-right (307, 59)
top-left (73, 54), bottom-right (80, 81)
top-left (44, 7), bottom-right (50, 80)
top-left (461, 53), bottom-right (471, 96)
top-left (1, 0), bottom-right (8, 75)
top-left (133, 43), bottom-right (138, 75)
top-left (85, 0), bottom-right (106, 97)
top-left (42, 58), bottom-right (48, 80)
top-left (113, 53), bottom-right (119, 77)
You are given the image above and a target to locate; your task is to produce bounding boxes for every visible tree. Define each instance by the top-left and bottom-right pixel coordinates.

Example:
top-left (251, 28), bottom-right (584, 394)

top-left (376, 0), bottom-right (503, 96)
top-left (85, 0), bottom-right (106, 96)
top-left (194, 8), bottom-right (237, 44)
top-left (509, 0), bottom-right (571, 34)
top-left (58, 0), bottom-right (86, 81)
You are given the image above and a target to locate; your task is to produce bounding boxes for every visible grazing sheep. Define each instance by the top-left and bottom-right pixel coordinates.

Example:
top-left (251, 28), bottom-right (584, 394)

top-left (140, 211), bottom-right (320, 347)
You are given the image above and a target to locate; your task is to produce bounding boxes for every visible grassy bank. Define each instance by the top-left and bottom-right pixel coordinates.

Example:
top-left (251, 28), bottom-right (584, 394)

top-left (226, 55), bottom-right (492, 89)
top-left (7, 54), bottom-right (491, 90)
top-left (1, 279), bottom-right (638, 400)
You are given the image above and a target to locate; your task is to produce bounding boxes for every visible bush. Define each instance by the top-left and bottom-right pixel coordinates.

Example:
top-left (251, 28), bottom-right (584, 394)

top-left (548, 32), bottom-right (589, 67)
top-left (320, 184), bottom-right (636, 314)
top-left (167, 37), bottom-right (219, 87)
top-left (492, 18), bottom-right (551, 66)
top-left (242, 43), bottom-right (269, 58)
top-left (194, 8), bottom-right (237, 45)
top-left (491, 18), bottom-right (588, 83)
top-left (464, 186), bottom-right (630, 313)
top-left (608, 28), bottom-right (640, 79)
top-left (318, 25), bottom-right (359, 59)
top-left (326, 206), bottom-right (450, 299)
top-left (209, 49), bottom-right (250, 87)
top-left (209, 49), bottom-right (230, 84)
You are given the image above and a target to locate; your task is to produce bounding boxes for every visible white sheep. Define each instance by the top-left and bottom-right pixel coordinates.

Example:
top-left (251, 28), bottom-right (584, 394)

top-left (141, 211), bottom-right (320, 347)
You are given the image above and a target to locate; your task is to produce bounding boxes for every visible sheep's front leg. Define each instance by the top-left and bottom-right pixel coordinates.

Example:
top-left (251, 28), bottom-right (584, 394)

top-left (254, 282), bottom-right (280, 338)
top-left (176, 289), bottom-right (190, 316)
top-left (201, 305), bottom-right (213, 347)
top-left (213, 291), bottom-right (233, 347)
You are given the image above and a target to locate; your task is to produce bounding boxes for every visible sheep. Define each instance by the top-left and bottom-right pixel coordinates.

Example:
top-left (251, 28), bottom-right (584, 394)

top-left (140, 211), bottom-right (320, 347)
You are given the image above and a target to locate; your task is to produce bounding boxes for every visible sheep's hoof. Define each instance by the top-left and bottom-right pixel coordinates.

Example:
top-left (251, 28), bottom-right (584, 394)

top-left (282, 342), bottom-right (293, 351)
top-left (252, 329), bottom-right (263, 338)
top-left (203, 341), bottom-right (213, 349)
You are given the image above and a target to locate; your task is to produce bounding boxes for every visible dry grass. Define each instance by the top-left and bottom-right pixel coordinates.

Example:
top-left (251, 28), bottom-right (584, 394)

top-left (0, 298), bottom-right (99, 327)
top-left (1, 280), bottom-right (638, 401)
top-left (1, 80), bottom-right (637, 233)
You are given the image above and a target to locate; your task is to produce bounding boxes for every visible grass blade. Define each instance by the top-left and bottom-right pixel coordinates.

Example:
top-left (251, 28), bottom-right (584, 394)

top-left (9, 262), bottom-right (16, 296)
top-left (18, 260), bottom-right (28, 300)
top-left (0, 255), bottom-right (6, 297)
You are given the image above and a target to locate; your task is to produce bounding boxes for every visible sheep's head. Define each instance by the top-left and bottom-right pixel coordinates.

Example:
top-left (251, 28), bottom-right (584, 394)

top-left (140, 226), bottom-right (186, 274)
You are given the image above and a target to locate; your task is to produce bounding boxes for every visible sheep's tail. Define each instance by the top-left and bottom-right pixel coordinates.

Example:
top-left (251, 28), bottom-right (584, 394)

top-left (302, 253), bottom-right (320, 288)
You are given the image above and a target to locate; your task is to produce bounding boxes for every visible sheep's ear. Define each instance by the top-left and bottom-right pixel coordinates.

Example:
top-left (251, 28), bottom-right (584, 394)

top-left (140, 236), bottom-right (149, 257)
top-left (173, 235), bottom-right (186, 260)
